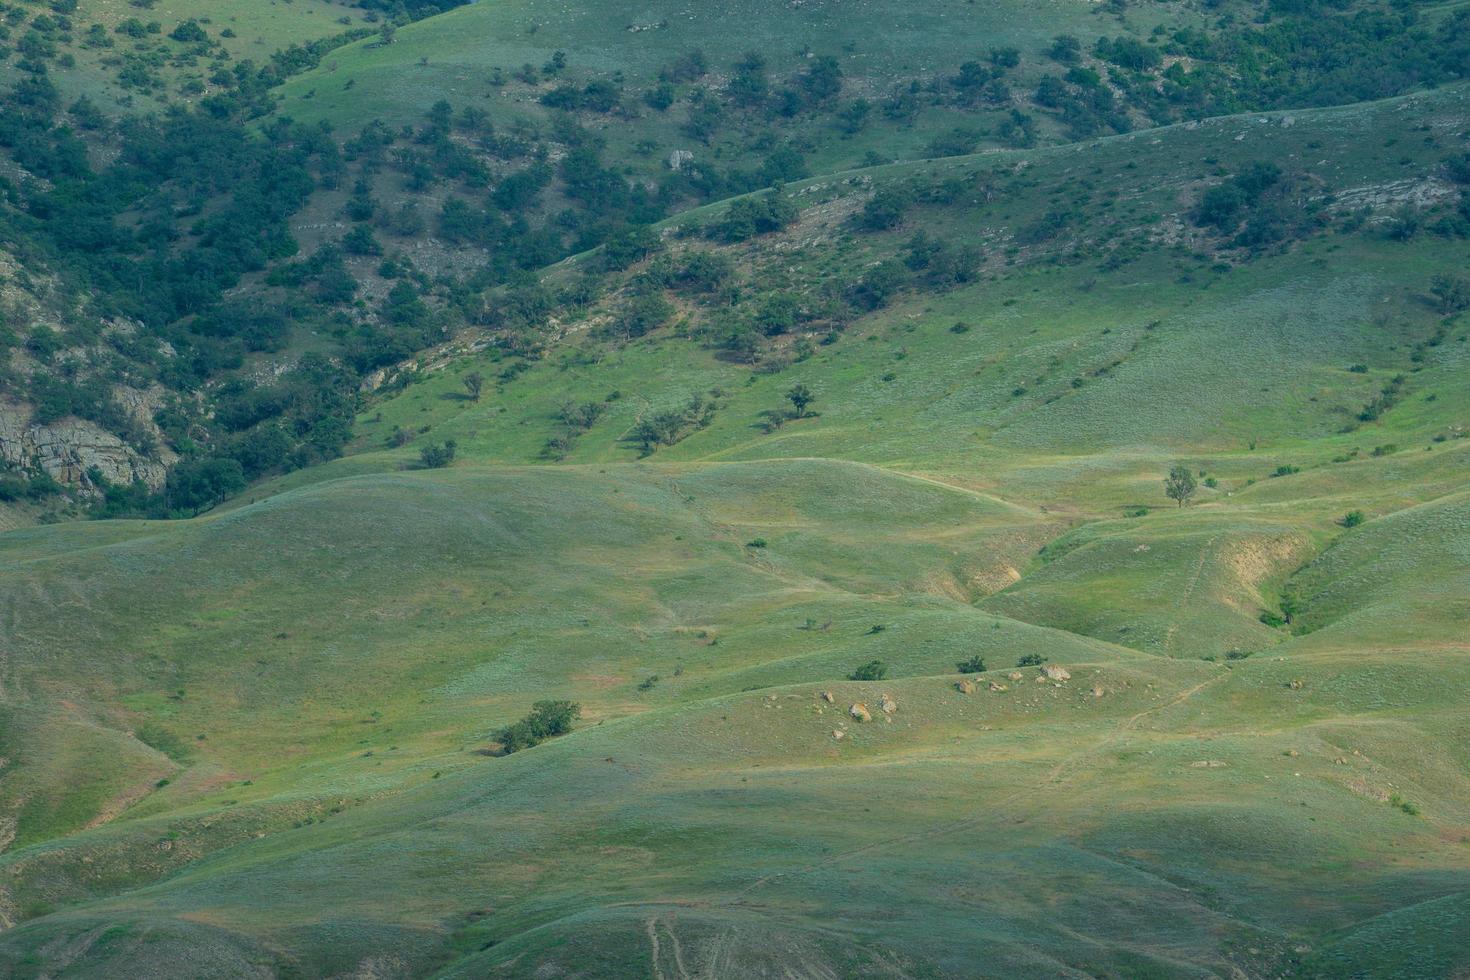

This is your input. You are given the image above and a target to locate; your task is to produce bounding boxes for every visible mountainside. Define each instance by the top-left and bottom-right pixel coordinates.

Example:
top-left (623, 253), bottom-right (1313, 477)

top-left (0, 0), bottom-right (1469, 976)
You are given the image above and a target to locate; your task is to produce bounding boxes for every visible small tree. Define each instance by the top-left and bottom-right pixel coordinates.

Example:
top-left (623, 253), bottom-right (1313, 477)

top-left (379, 21), bottom-right (397, 45)
top-left (848, 660), bottom-right (888, 681)
top-left (956, 655), bottom-right (987, 674)
top-left (1430, 275), bottom-right (1469, 315)
top-left (787, 383), bottom-right (814, 418)
top-left (419, 440), bottom-right (457, 469)
top-left (463, 371), bottom-right (484, 402)
top-left (1016, 653), bottom-right (1047, 668)
top-left (1164, 463), bottom-right (1197, 508)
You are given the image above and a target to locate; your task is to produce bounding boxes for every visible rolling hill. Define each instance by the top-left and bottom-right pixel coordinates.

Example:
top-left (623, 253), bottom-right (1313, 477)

top-left (0, 0), bottom-right (1469, 975)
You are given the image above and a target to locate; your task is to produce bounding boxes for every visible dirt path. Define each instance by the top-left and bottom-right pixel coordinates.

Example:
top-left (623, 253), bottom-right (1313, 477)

top-left (1163, 535), bottom-right (1215, 654)
top-left (646, 913), bottom-right (691, 980)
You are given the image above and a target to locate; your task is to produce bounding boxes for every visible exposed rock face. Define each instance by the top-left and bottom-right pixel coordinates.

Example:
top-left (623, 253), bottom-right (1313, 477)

top-left (1042, 665), bottom-right (1071, 682)
top-left (878, 694), bottom-right (897, 715)
top-left (0, 402), bottom-right (167, 492)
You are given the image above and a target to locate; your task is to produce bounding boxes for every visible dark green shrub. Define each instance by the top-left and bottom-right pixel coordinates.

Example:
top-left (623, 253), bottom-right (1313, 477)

top-left (498, 700), bottom-right (579, 753)
top-left (418, 440), bottom-right (457, 469)
top-left (848, 660), bottom-right (888, 681)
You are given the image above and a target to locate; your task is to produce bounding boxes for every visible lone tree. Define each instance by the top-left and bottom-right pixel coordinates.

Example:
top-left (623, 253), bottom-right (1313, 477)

top-left (379, 21), bottom-right (397, 45)
top-left (419, 440), bottom-right (457, 469)
top-left (463, 371), bottom-right (484, 402)
top-left (1164, 463), bottom-right (1197, 508)
top-left (1430, 274), bottom-right (1469, 315)
top-left (787, 383), bottom-right (814, 418)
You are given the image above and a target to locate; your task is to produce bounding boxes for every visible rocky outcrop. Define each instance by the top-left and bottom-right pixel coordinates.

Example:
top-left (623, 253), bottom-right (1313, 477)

top-left (0, 402), bottom-right (167, 492)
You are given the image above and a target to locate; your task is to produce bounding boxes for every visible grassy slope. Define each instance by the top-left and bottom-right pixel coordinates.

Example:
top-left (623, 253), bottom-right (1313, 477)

top-left (0, 82), bottom-right (1468, 980)
top-left (273, 0), bottom-right (1193, 179)
top-left (1, 456), bottom-right (1468, 975)
top-left (323, 84), bottom-right (1470, 502)
top-left (278, 0), bottom-right (1155, 126)
top-left (0, 0), bottom-right (369, 112)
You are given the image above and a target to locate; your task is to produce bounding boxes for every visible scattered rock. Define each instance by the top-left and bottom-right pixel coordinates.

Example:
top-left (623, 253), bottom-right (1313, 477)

top-left (820, 690), bottom-right (835, 704)
top-left (667, 149), bottom-right (695, 171)
top-left (832, 729), bottom-right (845, 740)
top-left (1008, 671), bottom-right (1023, 682)
top-left (1190, 760), bottom-right (1228, 768)
top-left (988, 682), bottom-right (1008, 692)
top-left (955, 679), bottom-right (975, 695)
top-left (1288, 679), bottom-right (1304, 690)
top-left (1091, 686), bottom-right (1105, 698)
top-left (1041, 665), bottom-right (1071, 682)
top-left (1285, 749), bottom-right (1300, 757)
top-left (849, 703), bottom-right (871, 723)
top-left (878, 694), bottom-right (897, 715)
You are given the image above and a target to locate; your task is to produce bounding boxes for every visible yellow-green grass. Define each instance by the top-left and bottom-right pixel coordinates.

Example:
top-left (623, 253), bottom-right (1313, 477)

top-left (266, 0), bottom-right (1205, 188)
top-left (322, 84), bottom-right (1470, 497)
top-left (0, 0), bottom-right (368, 112)
top-left (3, 433), bottom-right (1470, 973)
top-left (276, 0), bottom-right (1186, 128)
top-left (2, 54), bottom-right (1470, 980)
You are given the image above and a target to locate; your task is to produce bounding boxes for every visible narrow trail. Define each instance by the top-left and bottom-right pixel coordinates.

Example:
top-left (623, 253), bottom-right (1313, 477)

top-left (884, 468), bottom-right (1045, 518)
top-left (646, 913), bottom-right (691, 980)
top-left (664, 916), bottom-right (690, 980)
top-left (1163, 535), bottom-right (1215, 654)
top-left (646, 916), bottom-right (665, 980)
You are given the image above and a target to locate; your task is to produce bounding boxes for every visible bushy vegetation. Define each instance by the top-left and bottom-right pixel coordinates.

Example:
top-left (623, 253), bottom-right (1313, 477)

top-left (497, 699), bottom-right (579, 753)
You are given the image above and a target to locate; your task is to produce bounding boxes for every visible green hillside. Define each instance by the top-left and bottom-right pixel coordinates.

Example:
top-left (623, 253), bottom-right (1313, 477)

top-left (276, 0), bottom-right (1169, 128)
top-left (0, 0), bottom-right (371, 111)
top-left (2, 456), bottom-right (1469, 974)
top-left (1, 0), bottom-right (1469, 974)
